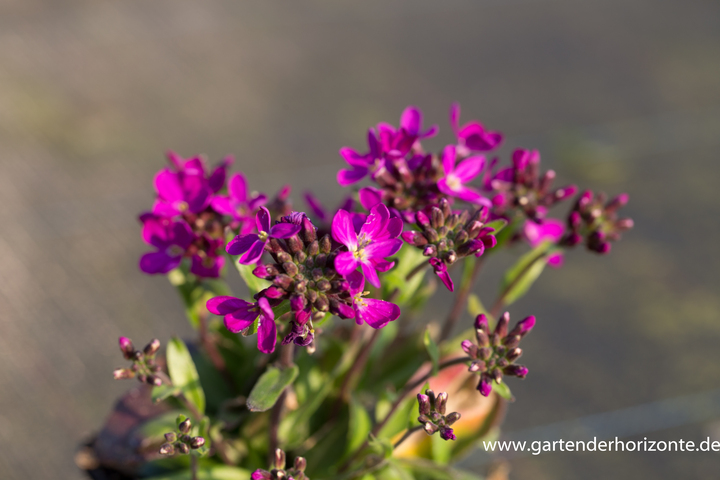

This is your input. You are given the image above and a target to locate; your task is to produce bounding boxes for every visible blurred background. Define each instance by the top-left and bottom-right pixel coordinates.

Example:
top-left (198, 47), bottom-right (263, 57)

top-left (1, 0), bottom-right (719, 479)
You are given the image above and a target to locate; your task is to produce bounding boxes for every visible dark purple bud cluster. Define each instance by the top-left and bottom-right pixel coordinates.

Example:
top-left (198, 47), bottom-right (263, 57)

top-left (417, 389), bottom-right (461, 441)
top-left (252, 448), bottom-right (309, 480)
top-left (252, 213), bottom-right (353, 347)
top-left (561, 190), bottom-right (634, 254)
top-left (402, 199), bottom-right (498, 291)
top-left (159, 416), bottom-right (206, 456)
top-left (113, 337), bottom-right (163, 386)
top-left (462, 313), bottom-right (534, 397)
top-left (487, 149), bottom-right (578, 222)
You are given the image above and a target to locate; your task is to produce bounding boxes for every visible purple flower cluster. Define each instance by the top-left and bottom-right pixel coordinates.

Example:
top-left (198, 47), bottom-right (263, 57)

top-left (417, 389), bottom-right (461, 441)
top-left (252, 449), bottom-right (308, 480)
top-left (561, 190), bottom-right (634, 254)
top-left (337, 105), bottom-right (502, 222)
top-left (462, 313), bottom-right (534, 397)
top-left (209, 205), bottom-right (403, 353)
top-left (401, 198), bottom-right (498, 291)
top-left (138, 152), bottom-right (292, 279)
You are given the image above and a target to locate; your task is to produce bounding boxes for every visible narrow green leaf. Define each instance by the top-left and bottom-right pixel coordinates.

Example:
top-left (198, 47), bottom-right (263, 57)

top-left (484, 218), bottom-right (508, 235)
top-left (492, 380), bottom-right (513, 400)
top-left (499, 241), bottom-right (551, 306)
top-left (167, 337), bottom-right (206, 414)
top-left (233, 261), bottom-right (271, 296)
top-left (346, 400), bottom-right (372, 456)
top-left (423, 327), bottom-right (440, 377)
top-left (467, 294), bottom-right (487, 318)
top-left (246, 364), bottom-right (299, 412)
top-left (151, 384), bottom-right (180, 404)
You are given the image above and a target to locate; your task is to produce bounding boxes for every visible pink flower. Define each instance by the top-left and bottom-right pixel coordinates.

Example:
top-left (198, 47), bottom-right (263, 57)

top-left (332, 203), bottom-right (403, 288)
top-left (449, 102), bottom-right (503, 153)
top-left (346, 271), bottom-right (401, 329)
top-left (523, 218), bottom-right (565, 268)
top-left (437, 145), bottom-right (490, 206)
top-left (206, 296), bottom-right (277, 353)
top-left (226, 207), bottom-right (301, 265)
top-left (139, 216), bottom-right (195, 274)
top-left (211, 172), bottom-right (267, 234)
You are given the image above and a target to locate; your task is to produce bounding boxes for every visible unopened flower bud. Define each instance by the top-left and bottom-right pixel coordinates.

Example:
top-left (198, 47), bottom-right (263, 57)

top-left (435, 392), bottom-right (448, 415)
top-left (164, 432), bottom-right (177, 443)
top-left (445, 412), bottom-right (461, 425)
top-left (416, 211), bottom-right (431, 229)
top-left (475, 329), bottom-right (490, 347)
top-left (178, 419), bottom-right (192, 434)
top-left (119, 337), bottom-right (134, 360)
top-left (143, 339), bottom-right (161, 357)
top-left (417, 394), bottom-right (431, 415)
top-left (468, 360), bottom-right (485, 372)
top-left (274, 448), bottom-right (286, 470)
top-left (423, 245), bottom-right (437, 257)
top-left (504, 364), bottom-right (529, 378)
top-left (423, 422), bottom-right (439, 435)
top-left (190, 437), bottom-right (205, 449)
top-left (495, 312), bottom-right (510, 338)
top-left (113, 368), bottom-right (134, 380)
top-left (439, 427), bottom-right (457, 441)
top-left (177, 443), bottom-right (190, 455)
top-left (319, 235), bottom-right (332, 254)
top-left (294, 456), bottom-right (307, 472)
top-left (474, 314), bottom-right (489, 331)
top-left (159, 443), bottom-right (175, 455)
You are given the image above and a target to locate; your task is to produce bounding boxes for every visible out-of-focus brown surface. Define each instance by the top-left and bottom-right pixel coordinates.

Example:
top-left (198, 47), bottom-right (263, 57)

top-left (1, 1), bottom-right (719, 479)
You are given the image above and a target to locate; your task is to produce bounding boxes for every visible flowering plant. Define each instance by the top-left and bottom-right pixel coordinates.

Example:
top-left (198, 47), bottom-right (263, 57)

top-left (89, 104), bottom-right (632, 480)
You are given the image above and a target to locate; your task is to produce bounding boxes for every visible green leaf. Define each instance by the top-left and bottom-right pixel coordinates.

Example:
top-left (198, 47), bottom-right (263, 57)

top-left (167, 337), bottom-right (206, 414)
top-left (499, 241), bottom-right (551, 306)
top-left (369, 434), bottom-right (394, 459)
top-left (144, 465), bottom-right (251, 480)
top-left (346, 400), bottom-right (372, 456)
top-left (233, 261), bottom-right (270, 296)
top-left (492, 380), bottom-right (513, 400)
top-left (431, 433), bottom-right (452, 465)
top-left (378, 394), bottom-right (417, 441)
top-left (467, 294), bottom-right (487, 318)
top-left (423, 327), bottom-right (440, 377)
top-left (246, 364), bottom-right (299, 412)
top-left (484, 218), bottom-right (508, 235)
top-left (151, 384), bottom-right (180, 404)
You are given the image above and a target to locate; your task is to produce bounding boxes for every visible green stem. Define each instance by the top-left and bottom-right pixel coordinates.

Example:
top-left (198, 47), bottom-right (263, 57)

top-left (440, 257), bottom-right (484, 342)
top-left (268, 343), bottom-right (294, 464)
top-left (490, 251), bottom-right (548, 318)
top-left (393, 426), bottom-right (423, 449)
top-left (190, 455), bottom-right (198, 480)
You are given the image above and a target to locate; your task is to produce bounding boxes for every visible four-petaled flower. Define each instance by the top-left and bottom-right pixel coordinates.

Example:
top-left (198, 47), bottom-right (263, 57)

top-left (332, 203), bottom-right (403, 288)
top-left (449, 102), bottom-right (503, 153)
top-left (211, 173), bottom-right (267, 234)
top-left (153, 167), bottom-right (212, 217)
top-left (139, 216), bottom-right (195, 274)
top-left (226, 207), bottom-right (302, 264)
top-left (207, 296), bottom-right (277, 353)
top-left (437, 145), bottom-right (490, 206)
top-left (346, 271), bottom-right (401, 329)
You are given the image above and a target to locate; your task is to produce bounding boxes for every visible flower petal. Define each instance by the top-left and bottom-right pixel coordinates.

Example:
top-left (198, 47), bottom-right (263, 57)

top-left (359, 203), bottom-right (390, 240)
top-left (331, 209), bottom-right (358, 249)
top-left (228, 173), bottom-right (248, 203)
top-left (441, 145), bottom-right (457, 175)
top-left (361, 262), bottom-right (381, 289)
top-left (239, 239), bottom-right (266, 265)
top-left (346, 270), bottom-right (365, 295)
top-left (207, 296), bottom-right (252, 315)
top-left (337, 166), bottom-right (369, 186)
top-left (226, 234), bottom-right (260, 256)
top-left (304, 191), bottom-right (327, 222)
top-left (364, 238), bottom-right (403, 259)
top-left (154, 169), bottom-right (183, 202)
top-left (357, 298), bottom-right (400, 329)
top-left (139, 251), bottom-right (179, 274)
top-left (257, 314), bottom-right (277, 354)
top-left (256, 206), bottom-right (272, 233)
top-left (358, 187), bottom-right (383, 211)
top-left (453, 156), bottom-right (486, 182)
top-left (334, 251), bottom-right (359, 276)
top-left (269, 223), bottom-right (301, 239)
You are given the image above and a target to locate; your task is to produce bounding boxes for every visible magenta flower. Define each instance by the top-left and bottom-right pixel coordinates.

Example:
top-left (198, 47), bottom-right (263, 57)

top-left (437, 145), bottom-right (490, 206)
top-left (400, 105), bottom-right (438, 140)
top-left (226, 207), bottom-right (302, 265)
top-left (347, 271), bottom-right (400, 329)
top-left (190, 236), bottom-right (226, 278)
top-left (449, 102), bottom-right (503, 153)
top-left (429, 257), bottom-right (454, 292)
top-left (206, 296), bottom-right (276, 353)
top-left (211, 173), bottom-right (267, 234)
top-left (166, 150), bottom-right (232, 193)
top-left (332, 203), bottom-right (403, 288)
top-left (139, 216), bottom-right (195, 274)
top-left (523, 218), bottom-right (565, 268)
top-left (152, 168), bottom-right (212, 217)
